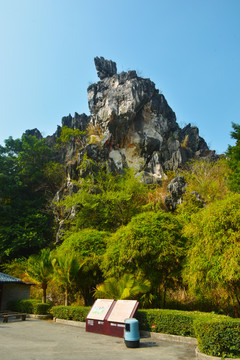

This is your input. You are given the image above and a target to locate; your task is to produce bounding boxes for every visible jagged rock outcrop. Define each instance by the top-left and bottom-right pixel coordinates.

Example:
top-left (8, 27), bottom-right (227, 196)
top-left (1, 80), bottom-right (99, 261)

top-left (165, 176), bottom-right (187, 210)
top-left (45, 112), bottom-right (90, 167)
top-left (24, 128), bottom-right (43, 139)
top-left (94, 56), bottom-right (117, 80)
top-left (27, 57), bottom-right (215, 184)
top-left (164, 176), bottom-right (206, 211)
top-left (86, 57), bottom-right (215, 183)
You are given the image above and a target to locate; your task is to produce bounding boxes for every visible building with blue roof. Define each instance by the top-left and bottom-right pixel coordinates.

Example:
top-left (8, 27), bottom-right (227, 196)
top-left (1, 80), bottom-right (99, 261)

top-left (0, 272), bottom-right (31, 311)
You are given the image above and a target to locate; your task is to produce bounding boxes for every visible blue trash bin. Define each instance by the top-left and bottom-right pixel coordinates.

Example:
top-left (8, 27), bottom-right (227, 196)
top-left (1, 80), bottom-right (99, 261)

top-left (124, 318), bottom-right (140, 348)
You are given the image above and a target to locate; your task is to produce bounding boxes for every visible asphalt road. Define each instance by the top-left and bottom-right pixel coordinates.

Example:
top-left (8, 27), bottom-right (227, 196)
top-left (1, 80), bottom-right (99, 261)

top-left (0, 318), bottom-right (196, 360)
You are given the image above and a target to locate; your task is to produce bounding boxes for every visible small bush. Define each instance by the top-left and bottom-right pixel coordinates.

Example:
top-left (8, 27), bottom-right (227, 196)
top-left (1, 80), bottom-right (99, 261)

top-left (52, 306), bottom-right (91, 322)
top-left (8, 299), bottom-right (51, 315)
top-left (32, 302), bottom-right (51, 315)
top-left (194, 318), bottom-right (240, 358)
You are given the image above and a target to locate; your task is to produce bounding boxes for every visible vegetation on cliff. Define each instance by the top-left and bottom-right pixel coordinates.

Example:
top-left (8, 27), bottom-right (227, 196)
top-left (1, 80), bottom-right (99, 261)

top-left (1, 120), bottom-right (240, 316)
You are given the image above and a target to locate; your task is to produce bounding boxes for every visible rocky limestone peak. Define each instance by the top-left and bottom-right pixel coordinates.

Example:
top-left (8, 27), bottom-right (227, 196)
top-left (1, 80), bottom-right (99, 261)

top-left (23, 57), bottom-right (216, 187)
top-left (86, 57), bottom-right (215, 183)
top-left (94, 56), bottom-right (117, 80)
top-left (50, 57), bottom-right (218, 240)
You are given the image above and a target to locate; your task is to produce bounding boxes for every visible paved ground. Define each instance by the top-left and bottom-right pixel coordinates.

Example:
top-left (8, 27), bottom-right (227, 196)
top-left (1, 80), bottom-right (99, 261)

top-left (0, 318), bottom-right (196, 360)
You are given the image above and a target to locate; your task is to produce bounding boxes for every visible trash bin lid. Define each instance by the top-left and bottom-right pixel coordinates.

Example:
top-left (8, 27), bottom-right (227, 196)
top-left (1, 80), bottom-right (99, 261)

top-left (125, 318), bottom-right (138, 324)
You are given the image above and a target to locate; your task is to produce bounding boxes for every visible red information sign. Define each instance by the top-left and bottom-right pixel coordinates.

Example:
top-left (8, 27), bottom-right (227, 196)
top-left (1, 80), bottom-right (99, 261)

top-left (86, 299), bottom-right (139, 338)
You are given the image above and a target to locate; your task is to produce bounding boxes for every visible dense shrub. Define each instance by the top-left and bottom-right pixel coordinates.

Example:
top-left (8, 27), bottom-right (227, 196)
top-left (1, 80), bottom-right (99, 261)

top-left (8, 299), bottom-right (51, 315)
top-left (136, 309), bottom-right (198, 336)
top-left (194, 318), bottom-right (240, 358)
top-left (52, 305), bottom-right (91, 322)
top-left (136, 309), bottom-right (229, 337)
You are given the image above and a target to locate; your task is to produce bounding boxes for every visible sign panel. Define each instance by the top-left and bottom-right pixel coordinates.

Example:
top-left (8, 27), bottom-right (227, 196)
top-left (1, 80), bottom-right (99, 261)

top-left (107, 300), bottom-right (138, 323)
top-left (86, 299), bottom-right (114, 321)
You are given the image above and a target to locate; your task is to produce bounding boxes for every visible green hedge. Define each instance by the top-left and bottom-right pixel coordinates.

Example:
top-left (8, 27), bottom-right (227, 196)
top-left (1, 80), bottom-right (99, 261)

top-left (194, 318), bottom-right (240, 358)
top-left (8, 299), bottom-right (51, 315)
top-left (52, 306), bottom-right (91, 322)
top-left (136, 309), bottom-right (226, 337)
top-left (136, 309), bottom-right (240, 358)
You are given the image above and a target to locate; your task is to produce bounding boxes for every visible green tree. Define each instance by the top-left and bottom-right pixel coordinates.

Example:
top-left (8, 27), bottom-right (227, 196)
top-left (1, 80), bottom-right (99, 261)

top-left (58, 167), bottom-right (147, 232)
top-left (226, 122), bottom-right (240, 192)
top-left (56, 126), bottom-right (85, 149)
top-left (175, 192), bottom-right (205, 225)
top-left (0, 134), bottom-right (64, 263)
top-left (52, 252), bottom-right (81, 306)
top-left (102, 211), bottom-right (186, 307)
top-left (183, 193), bottom-right (240, 316)
top-left (94, 273), bottom-right (151, 301)
top-left (57, 229), bottom-right (109, 305)
top-left (26, 248), bottom-right (53, 303)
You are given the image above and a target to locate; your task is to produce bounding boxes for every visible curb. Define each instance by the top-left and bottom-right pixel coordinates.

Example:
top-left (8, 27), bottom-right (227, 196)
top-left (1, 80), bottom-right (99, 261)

top-left (195, 347), bottom-right (240, 360)
top-left (54, 318), bottom-right (86, 328)
top-left (140, 330), bottom-right (197, 345)
top-left (54, 318), bottom-right (197, 344)
top-left (27, 314), bottom-right (53, 320)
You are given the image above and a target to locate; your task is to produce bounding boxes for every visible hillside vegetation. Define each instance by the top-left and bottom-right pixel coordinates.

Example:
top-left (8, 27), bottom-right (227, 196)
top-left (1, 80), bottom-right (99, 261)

top-left (0, 122), bottom-right (239, 317)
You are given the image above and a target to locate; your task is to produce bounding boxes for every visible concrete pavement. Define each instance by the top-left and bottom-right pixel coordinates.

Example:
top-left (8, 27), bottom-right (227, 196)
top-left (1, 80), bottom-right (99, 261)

top-left (0, 318), bottom-right (196, 360)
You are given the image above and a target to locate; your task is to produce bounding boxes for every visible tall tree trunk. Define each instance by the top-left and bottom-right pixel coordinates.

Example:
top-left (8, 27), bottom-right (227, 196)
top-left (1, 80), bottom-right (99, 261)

top-left (232, 284), bottom-right (240, 318)
top-left (42, 283), bottom-right (47, 303)
top-left (163, 286), bottom-right (167, 308)
top-left (65, 288), bottom-right (68, 306)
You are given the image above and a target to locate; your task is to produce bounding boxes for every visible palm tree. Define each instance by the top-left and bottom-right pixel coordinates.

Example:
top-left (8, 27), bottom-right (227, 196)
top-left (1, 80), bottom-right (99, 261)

top-left (26, 248), bottom-right (53, 303)
top-left (94, 273), bottom-right (151, 300)
top-left (52, 253), bottom-right (81, 306)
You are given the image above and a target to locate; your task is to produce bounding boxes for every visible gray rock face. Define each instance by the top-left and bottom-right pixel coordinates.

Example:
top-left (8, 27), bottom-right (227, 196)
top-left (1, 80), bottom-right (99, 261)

top-left (165, 176), bottom-right (187, 210)
top-left (87, 57), bottom-right (215, 183)
top-left (45, 112), bottom-right (90, 164)
top-left (62, 112), bottom-right (89, 132)
top-left (24, 128), bottom-right (43, 139)
top-left (45, 112), bottom-right (89, 148)
top-left (94, 56), bottom-right (117, 80)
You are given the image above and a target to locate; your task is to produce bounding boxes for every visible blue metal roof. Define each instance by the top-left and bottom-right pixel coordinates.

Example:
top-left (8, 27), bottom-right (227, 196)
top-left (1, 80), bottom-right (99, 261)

top-left (0, 272), bottom-right (25, 284)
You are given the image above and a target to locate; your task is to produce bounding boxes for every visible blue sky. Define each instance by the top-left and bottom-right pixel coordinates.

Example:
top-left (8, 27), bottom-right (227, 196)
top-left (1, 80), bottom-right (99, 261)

top-left (0, 0), bottom-right (239, 154)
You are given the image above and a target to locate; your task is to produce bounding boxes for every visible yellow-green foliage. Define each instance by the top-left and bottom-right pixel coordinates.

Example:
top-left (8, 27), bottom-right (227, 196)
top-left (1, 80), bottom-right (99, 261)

top-left (94, 273), bottom-right (151, 301)
top-left (58, 168), bottom-right (148, 232)
top-left (175, 192), bottom-right (204, 225)
top-left (145, 171), bottom-right (176, 211)
top-left (181, 135), bottom-right (189, 149)
top-left (183, 193), bottom-right (240, 311)
top-left (86, 123), bottom-right (103, 143)
top-left (180, 158), bottom-right (230, 204)
top-left (56, 126), bottom-right (85, 148)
